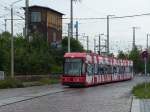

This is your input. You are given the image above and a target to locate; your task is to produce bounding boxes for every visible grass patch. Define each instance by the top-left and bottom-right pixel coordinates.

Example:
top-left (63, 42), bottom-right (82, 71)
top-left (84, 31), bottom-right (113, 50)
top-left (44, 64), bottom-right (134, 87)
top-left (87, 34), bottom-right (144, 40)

top-left (0, 78), bottom-right (60, 89)
top-left (39, 78), bottom-right (60, 85)
top-left (0, 78), bottom-right (24, 89)
top-left (132, 82), bottom-right (150, 99)
top-left (23, 81), bottom-right (42, 87)
top-left (23, 78), bottom-right (60, 87)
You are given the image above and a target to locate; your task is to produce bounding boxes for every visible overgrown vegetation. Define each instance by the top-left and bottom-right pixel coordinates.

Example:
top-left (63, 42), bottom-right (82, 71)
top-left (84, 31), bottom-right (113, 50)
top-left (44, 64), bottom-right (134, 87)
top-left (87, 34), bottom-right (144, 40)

top-left (0, 77), bottom-right (60, 89)
top-left (0, 32), bottom-right (84, 76)
top-left (0, 78), bottom-right (24, 89)
top-left (117, 47), bottom-right (145, 73)
top-left (22, 78), bottom-right (60, 87)
top-left (132, 83), bottom-right (150, 99)
top-left (39, 78), bottom-right (60, 85)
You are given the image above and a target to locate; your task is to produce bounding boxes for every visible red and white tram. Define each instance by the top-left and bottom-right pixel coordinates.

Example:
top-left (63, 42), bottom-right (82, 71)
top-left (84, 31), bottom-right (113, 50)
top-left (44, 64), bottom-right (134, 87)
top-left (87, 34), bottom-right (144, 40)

top-left (62, 52), bottom-right (133, 87)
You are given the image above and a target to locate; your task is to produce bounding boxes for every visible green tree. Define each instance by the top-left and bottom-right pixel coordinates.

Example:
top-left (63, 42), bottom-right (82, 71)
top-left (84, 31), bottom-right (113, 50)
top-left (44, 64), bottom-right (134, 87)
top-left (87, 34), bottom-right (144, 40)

top-left (128, 47), bottom-right (144, 73)
top-left (117, 51), bottom-right (128, 59)
top-left (62, 37), bottom-right (84, 53)
top-left (0, 32), bottom-right (85, 76)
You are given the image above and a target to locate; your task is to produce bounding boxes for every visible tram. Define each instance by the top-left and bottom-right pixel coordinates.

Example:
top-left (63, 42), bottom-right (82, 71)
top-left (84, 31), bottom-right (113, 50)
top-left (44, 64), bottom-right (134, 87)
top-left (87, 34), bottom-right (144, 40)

top-left (62, 52), bottom-right (133, 87)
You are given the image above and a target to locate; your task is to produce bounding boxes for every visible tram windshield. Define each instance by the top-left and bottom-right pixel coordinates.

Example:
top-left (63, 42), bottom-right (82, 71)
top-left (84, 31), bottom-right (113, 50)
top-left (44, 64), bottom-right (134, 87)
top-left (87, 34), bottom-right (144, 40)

top-left (64, 58), bottom-right (83, 76)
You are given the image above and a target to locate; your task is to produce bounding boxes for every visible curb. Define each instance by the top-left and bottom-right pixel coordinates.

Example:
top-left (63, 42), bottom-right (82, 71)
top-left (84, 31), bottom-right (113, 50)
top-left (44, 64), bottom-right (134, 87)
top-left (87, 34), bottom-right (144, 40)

top-left (131, 98), bottom-right (140, 112)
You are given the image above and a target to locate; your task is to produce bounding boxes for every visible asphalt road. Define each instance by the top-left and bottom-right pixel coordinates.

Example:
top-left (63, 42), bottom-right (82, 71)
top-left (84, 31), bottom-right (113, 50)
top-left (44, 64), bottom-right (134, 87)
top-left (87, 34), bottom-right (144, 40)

top-left (0, 76), bottom-right (147, 112)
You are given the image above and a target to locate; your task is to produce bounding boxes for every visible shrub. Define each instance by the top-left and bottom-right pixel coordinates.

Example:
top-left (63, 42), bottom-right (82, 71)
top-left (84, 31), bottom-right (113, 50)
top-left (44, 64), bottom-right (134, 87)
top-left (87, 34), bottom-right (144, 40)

top-left (0, 78), bottom-right (24, 89)
top-left (51, 65), bottom-right (63, 73)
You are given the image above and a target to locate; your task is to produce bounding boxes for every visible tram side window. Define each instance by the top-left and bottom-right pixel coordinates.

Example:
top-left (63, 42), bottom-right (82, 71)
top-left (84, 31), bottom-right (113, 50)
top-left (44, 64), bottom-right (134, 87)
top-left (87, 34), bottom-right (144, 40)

top-left (117, 66), bottom-right (119, 73)
top-left (98, 64), bottom-right (104, 75)
top-left (82, 63), bottom-right (85, 74)
top-left (119, 66), bottom-right (125, 74)
top-left (87, 64), bottom-right (94, 75)
top-left (130, 66), bottom-right (133, 73)
top-left (119, 66), bottom-right (122, 74)
top-left (125, 67), bottom-right (130, 73)
top-left (104, 67), bottom-right (107, 74)
top-left (113, 67), bottom-right (117, 74)
top-left (107, 65), bottom-right (112, 74)
top-left (94, 64), bottom-right (98, 75)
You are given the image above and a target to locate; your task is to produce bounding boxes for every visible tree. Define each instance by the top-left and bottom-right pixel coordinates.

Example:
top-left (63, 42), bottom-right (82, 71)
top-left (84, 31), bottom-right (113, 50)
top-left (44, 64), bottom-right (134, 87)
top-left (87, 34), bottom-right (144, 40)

top-left (62, 37), bottom-right (84, 53)
top-left (117, 51), bottom-right (128, 59)
top-left (0, 31), bottom-right (85, 75)
top-left (128, 47), bottom-right (144, 73)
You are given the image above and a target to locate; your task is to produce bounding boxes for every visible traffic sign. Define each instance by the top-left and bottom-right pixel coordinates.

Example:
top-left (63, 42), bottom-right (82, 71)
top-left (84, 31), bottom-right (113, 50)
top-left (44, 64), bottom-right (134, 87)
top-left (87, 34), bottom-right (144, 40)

top-left (142, 51), bottom-right (148, 59)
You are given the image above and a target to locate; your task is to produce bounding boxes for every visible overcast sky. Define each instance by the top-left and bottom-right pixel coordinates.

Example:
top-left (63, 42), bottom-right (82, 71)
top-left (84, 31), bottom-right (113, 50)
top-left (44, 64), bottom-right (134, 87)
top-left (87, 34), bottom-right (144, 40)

top-left (1, 0), bottom-right (150, 54)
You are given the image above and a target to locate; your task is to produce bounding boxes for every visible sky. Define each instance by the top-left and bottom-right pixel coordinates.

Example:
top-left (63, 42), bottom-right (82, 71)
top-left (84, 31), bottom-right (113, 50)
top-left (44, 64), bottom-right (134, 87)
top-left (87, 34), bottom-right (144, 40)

top-left (0, 0), bottom-right (150, 54)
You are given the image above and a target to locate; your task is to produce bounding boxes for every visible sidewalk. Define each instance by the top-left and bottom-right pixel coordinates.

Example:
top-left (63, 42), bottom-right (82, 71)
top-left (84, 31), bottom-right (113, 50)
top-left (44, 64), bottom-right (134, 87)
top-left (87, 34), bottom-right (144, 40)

top-left (0, 84), bottom-right (68, 107)
top-left (131, 98), bottom-right (150, 112)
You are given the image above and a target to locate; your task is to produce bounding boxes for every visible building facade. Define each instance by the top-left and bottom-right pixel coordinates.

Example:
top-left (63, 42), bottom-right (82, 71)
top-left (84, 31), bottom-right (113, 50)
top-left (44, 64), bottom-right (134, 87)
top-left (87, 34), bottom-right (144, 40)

top-left (27, 5), bottom-right (63, 47)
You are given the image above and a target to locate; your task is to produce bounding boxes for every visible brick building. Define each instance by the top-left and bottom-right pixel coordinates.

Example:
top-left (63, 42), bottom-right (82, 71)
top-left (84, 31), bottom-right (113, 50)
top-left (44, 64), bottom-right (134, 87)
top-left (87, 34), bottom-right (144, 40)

top-left (26, 5), bottom-right (63, 47)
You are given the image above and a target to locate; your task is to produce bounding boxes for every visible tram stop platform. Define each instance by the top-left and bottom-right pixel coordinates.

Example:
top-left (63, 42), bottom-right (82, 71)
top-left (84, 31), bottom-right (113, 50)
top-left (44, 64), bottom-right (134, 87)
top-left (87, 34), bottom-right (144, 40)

top-left (131, 98), bottom-right (150, 112)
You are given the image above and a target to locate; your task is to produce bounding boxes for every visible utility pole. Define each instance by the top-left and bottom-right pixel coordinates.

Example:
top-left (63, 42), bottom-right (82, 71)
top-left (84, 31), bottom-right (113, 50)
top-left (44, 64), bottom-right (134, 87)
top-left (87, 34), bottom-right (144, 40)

top-left (75, 21), bottom-right (78, 40)
top-left (70, 0), bottom-right (73, 38)
top-left (86, 36), bottom-right (89, 51)
top-left (10, 0), bottom-right (24, 78)
top-left (132, 27), bottom-right (140, 50)
top-left (147, 34), bottom-right (150, 51)
top-left (107, 16), bottom-right (109, 55)
top-left (98, 34), bottom-right (104, 55)
top-left (4, 19), bottom-right (7, 32)
top-left (104, 39), bottom-right (107, 54)
top-left (94, 38), bottom-right (96, 53)
top-left (11, 6), bottom-right (14, 78)
top-left (107, 15), bottom-right (114, 55)
top-left (132, 27), bottom-right (136, 50)
top-left (25, 0), bottom-right (29, 40)
top-left (68, 23), bottom-right (71, 53)
top-left (99, 34), bottom-right (101, 55)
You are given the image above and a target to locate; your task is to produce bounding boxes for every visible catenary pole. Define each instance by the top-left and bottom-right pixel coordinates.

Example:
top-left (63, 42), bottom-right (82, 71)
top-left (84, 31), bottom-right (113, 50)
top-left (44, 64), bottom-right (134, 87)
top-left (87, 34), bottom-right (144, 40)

top-left (11, 6), bottom-right (14, 78)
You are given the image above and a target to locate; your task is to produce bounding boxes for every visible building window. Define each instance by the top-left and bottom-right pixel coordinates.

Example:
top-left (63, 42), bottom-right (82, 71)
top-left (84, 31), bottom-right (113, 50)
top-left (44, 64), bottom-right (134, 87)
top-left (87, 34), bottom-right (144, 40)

top-left (31, 12), bottom-right (41, 22)
top-left (52, 32), bottom-right (57, 42)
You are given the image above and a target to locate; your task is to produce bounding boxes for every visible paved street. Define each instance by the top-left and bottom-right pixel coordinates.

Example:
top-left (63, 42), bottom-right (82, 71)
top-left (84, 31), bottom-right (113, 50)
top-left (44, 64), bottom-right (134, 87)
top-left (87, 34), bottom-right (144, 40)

top-left (0, 76), bottom-right (147, 112)
top-left (0, 84), bottom-right (63, 101)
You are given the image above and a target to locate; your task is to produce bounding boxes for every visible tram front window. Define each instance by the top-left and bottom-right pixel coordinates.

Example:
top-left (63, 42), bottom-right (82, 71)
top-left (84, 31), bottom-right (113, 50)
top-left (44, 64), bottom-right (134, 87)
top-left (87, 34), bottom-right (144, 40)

top-left (64, 58), bottom-right (82, 76)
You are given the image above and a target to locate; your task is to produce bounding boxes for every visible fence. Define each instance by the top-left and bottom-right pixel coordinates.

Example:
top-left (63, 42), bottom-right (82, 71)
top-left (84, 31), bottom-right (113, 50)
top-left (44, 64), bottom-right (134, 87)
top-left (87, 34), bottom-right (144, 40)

top-left (15, 74), bottom-right (62, 81)
top-left (0, 71), bottom-right (5, 80)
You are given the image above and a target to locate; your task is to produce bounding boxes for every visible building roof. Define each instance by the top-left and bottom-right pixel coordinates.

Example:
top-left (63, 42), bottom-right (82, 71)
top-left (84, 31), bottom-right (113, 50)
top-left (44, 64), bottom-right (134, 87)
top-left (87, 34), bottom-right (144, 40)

top-left (27, 5), bottom-right (64, 15)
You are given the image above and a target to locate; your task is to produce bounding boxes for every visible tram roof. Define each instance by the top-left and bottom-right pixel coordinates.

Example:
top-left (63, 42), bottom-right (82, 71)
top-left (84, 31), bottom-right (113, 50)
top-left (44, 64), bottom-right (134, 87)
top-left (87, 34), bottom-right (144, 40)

top-left (64, 52), bottom-right (133, 66)
top-left (64, 52), bottom-right (87, 58)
